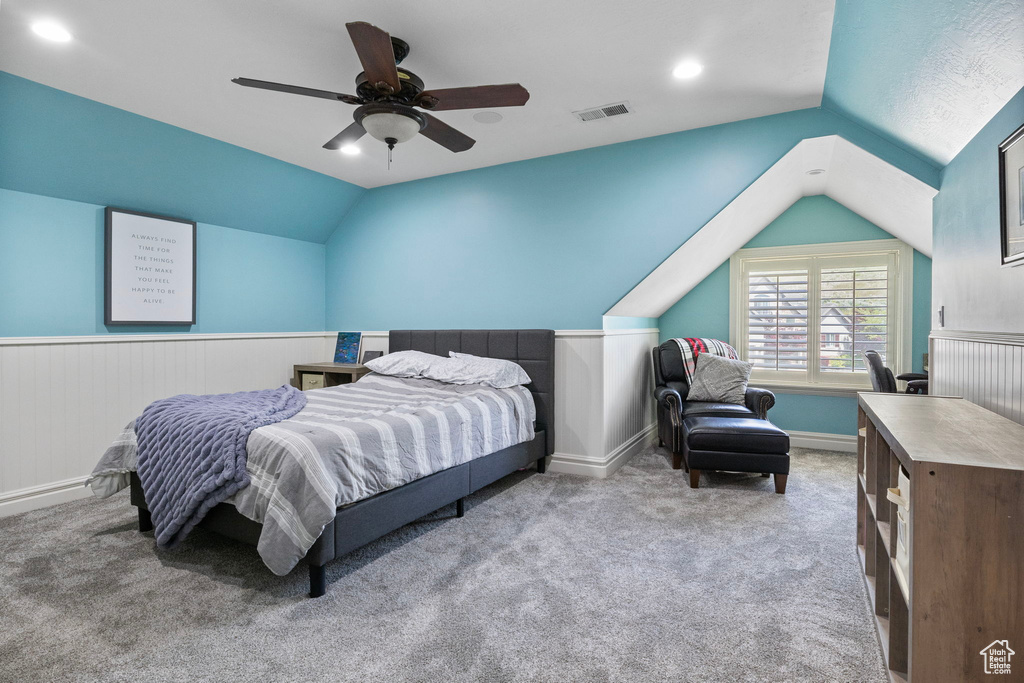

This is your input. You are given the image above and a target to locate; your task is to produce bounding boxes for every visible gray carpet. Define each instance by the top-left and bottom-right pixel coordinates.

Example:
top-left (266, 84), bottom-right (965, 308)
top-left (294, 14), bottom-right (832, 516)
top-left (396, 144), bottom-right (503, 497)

top-left (0, 446), bottom-right (886, 683)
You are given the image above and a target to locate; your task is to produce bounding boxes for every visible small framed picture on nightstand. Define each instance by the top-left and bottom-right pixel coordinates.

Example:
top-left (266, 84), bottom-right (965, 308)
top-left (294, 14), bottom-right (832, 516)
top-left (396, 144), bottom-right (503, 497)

top-left (333, 332), bottom-right (362, 364)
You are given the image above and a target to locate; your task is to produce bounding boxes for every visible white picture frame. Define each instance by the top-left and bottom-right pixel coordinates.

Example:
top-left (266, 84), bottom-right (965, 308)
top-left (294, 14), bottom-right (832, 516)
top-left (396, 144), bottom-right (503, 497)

top-left (104, 207), bottom-right (197, 325)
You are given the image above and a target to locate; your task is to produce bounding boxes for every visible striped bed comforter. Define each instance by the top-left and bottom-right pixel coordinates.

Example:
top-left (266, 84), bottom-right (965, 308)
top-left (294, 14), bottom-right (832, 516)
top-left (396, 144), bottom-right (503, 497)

top-left (90, 373), bottom-right (535, 575)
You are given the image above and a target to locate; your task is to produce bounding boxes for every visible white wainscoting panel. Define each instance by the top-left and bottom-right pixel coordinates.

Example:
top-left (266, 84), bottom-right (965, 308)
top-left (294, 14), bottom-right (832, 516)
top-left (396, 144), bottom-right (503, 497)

top-left (548, 329), bottom-right (657, 478)
top-left (603, 330), bottom-right (659, 463)
top-left (358, 331), bottom-right (390, 359)
top-left (931, 331), bottom-right (1024, 424)
top-left (551, 332), bottom-right (606, 469)
top-left (0, 328), bottom-right (660, 515)
top-left (0, 332), bottom-right (335, 515)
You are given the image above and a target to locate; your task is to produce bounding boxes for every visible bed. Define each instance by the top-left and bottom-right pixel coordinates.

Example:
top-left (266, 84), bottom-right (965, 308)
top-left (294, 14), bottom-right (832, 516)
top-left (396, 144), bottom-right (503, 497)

top-left (125, 329), bottom-right (555, 597)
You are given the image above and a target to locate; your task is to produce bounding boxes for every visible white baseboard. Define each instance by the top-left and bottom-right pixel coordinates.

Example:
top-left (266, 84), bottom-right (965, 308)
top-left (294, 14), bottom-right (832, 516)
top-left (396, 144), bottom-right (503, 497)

top-left (549, 423), bottom-right (657, 478)
top-left (0, 476), bottom-right (93, 517)
top-left (787, 430), bottom-right (857, 453)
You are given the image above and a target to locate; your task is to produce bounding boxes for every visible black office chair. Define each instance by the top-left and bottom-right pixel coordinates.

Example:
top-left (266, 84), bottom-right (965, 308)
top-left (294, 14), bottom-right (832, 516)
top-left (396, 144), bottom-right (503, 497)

top-left (862, 350), bottom-right (928, 394)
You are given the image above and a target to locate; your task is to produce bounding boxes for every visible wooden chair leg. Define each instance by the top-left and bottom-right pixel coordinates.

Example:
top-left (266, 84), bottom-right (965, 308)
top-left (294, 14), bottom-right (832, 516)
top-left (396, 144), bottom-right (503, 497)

top-left (689, 469), bottom-right (700, 489)
top-left (672, 452), bottom-right (682, 470)
top-left (774, 473), bottom-right (788, 494)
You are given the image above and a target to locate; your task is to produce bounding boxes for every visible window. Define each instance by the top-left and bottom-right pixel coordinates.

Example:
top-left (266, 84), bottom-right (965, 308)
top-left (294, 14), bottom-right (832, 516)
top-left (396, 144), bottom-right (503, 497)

top-left (730, 239), bottom-right (913, 391)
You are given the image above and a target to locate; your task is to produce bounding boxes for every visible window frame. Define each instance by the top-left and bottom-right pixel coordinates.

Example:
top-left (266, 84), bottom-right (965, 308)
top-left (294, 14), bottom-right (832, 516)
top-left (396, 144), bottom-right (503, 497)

top-left (729, 239), bottom-right (914, 393)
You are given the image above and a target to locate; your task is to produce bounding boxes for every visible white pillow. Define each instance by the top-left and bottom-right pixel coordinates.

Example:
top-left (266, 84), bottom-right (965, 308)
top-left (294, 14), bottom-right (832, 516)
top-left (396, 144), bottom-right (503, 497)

top-left (438, 352), bottom-right (532, 388)
top-left (363, 350), bottom-right (446, 378)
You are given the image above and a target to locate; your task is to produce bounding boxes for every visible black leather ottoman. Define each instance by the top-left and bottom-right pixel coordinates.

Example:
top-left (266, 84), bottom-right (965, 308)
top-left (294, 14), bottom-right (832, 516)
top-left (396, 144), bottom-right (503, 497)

top-left (681, 416), bottom-right (791, 493)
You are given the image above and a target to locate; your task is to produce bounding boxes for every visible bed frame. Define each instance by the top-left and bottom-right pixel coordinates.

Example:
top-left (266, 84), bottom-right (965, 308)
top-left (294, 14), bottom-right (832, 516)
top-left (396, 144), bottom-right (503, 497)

top-left (130, 329), bottom-right (555, 598)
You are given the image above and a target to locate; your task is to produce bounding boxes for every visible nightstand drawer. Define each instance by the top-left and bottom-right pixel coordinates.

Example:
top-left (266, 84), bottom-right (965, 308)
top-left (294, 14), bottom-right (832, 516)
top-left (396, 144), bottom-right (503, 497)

top-left (300, 373), bottom-right (325, 391)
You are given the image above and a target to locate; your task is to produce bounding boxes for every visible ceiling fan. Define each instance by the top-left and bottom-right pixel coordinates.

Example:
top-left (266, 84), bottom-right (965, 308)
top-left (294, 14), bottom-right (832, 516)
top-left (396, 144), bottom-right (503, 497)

top-left (232, 21), bottom-right (530, 155)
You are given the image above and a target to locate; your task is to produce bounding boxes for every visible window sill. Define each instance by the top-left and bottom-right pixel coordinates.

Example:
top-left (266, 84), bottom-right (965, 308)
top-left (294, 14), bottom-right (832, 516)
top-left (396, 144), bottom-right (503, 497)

top-left (747, 382), bottom-right (870, 398)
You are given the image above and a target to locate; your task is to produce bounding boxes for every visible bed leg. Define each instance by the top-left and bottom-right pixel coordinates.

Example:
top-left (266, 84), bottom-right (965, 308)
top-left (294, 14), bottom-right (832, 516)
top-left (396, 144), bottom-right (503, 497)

top-left (537, 457), bottom-right (547, 474)
top-left (456, 498), bottom-right (465, 518)
top-left (137, 507), bottom-right (153, 533)
top-left (309, 564), bottom-right (326, 598)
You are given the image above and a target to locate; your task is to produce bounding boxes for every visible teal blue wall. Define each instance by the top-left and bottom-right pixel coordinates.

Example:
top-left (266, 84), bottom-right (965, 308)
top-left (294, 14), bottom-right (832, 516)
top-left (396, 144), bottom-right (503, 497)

top-left (603, 316), bottom-right (658, 330)
top-left (325, 107), bottom-right (939, 331)
top-left (932, 86), bottom-right (1024, 335)
top-left (0, 189), bottom-right (326, 336)
top-left (0, 72), bottom-right (365, 243)
top-left (0, 73), bottom-right (356, 336)
top-left (658, 196), bottom-right (933, 436)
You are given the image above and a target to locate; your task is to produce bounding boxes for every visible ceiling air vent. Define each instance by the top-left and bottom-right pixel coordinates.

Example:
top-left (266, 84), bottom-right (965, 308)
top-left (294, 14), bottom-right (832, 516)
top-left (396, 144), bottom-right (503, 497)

top-left (573, 101), bottom-right (633, 122)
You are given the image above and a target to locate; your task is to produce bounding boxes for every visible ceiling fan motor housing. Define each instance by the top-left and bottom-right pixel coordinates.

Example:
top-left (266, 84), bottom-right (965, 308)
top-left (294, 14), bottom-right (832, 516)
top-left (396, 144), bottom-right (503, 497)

top-left (355, 68), bottom-right (424, 101)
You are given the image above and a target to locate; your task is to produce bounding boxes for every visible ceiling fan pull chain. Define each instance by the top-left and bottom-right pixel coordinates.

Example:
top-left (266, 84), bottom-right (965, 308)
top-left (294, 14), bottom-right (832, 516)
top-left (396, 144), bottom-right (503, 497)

top-left (386, 137), bottom-right (397, 169)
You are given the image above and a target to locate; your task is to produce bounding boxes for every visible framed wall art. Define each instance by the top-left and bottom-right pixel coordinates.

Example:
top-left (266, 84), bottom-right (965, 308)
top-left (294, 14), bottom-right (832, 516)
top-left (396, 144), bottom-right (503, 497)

top-left (105, 207), bottom-right (197, 325)
top-left (999, 122), bottom-right (1024, 266)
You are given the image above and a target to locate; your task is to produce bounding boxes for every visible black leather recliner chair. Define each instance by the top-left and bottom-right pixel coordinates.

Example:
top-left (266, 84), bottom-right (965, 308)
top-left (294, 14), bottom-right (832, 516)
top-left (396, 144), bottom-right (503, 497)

top-left (652, 340), bottom-right (776, 468)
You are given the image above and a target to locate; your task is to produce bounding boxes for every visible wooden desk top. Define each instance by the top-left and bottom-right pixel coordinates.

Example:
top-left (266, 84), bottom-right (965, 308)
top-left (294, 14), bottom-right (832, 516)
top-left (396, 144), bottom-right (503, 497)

top-left (294, 362), bottom-right (368, 373)
top-left (859, 393), bottom-right (1024, 471)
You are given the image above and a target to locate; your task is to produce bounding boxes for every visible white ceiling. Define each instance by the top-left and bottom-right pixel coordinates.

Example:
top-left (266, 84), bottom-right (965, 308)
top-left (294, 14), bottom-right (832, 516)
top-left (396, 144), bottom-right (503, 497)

top-left (0, 0), bottom-right (835, 188)
top-left (607, 136), bottom-right (938, 318)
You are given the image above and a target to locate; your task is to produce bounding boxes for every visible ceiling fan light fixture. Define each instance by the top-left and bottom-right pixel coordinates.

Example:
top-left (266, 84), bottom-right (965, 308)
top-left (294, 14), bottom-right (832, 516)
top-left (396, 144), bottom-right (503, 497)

top-left (339, 144), bottom-right (361, 156)
top-left (360, 110), bottom-right (423, 145)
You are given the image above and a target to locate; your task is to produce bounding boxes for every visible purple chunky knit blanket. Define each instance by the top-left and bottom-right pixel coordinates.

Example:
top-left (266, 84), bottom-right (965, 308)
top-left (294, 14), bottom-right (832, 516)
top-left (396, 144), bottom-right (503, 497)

top-left (135, 385), bottom-right (306, 549)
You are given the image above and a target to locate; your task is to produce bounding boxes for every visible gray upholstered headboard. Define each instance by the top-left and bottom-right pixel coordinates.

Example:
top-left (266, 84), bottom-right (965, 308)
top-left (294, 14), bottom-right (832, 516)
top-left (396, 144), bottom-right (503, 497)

top-left (388, 330), bottom-right (555, 455)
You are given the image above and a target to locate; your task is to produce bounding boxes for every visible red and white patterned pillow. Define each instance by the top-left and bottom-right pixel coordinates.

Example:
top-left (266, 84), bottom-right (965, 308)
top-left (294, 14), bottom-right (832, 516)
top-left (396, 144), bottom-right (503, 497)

top-left (670, 338), bottom-right (739, 386)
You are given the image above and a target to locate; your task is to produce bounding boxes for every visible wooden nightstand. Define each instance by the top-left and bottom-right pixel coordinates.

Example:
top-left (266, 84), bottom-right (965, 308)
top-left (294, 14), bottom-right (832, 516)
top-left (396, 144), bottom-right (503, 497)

top-left (291, 362), bottom-right (370, 390)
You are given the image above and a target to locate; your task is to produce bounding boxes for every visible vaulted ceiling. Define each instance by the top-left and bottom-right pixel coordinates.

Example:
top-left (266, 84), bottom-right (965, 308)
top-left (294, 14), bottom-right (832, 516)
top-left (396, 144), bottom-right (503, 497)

top-left (0, 0), bottom-right (834, 188)
top-left (823, 0), bottom-right (1024, 167)
top-left (0, 0), bottom-right (1021, 188)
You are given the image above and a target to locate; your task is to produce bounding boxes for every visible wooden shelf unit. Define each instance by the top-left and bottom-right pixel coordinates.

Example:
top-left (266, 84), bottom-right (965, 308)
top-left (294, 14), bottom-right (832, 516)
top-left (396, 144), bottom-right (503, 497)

top-left (291, 362), bottom-right (369, 390)
top-left (857, 393), bottom-right (1024, 682)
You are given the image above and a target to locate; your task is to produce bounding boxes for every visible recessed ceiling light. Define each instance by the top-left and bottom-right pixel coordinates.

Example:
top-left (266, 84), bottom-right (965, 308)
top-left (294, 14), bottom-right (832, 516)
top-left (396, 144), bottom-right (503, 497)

top-left (806, 168), bottom-right (826, 175)
top-left (31, 20), bottom-right (73, 43)
top-left (339, 145), bottom-right (361, 156)
top-left (472, 111), bottom-right (503, 124)
top-left (672, 60), bottom-right (703, 80)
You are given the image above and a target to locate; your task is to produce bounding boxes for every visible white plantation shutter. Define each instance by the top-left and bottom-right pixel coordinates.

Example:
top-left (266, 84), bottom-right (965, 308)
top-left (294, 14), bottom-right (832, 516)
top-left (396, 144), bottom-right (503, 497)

top-left (819, 263), bottom-right (889, 375)
top-left (746, 269), bottom-right (809, 372)
top-left (731, 241), bottom-right (910, 389)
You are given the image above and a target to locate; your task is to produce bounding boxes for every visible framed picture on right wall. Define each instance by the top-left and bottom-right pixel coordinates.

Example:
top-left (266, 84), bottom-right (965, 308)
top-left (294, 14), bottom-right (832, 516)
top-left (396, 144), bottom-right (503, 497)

top-left (999, 122), bottom-right (1024, 266)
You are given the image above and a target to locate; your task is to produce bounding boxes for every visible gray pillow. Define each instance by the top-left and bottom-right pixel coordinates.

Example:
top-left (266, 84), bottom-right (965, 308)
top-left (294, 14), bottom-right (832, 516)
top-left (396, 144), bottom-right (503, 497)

top-left (444, 352), bottom-right (532, 388)
top-left (686, 353), bottom-right (752, 405)
top-left (363, 350), bottom-right (445, 378)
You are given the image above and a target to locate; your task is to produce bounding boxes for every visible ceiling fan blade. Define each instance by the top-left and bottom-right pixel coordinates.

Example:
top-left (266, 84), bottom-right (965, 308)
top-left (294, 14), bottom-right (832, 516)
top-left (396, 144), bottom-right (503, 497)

top-left (416, 84), bottom-right (529, 111)
top-left (419, 113), bottom-right (475, 153)
top-left (232, 77), bottom-right (361, 104)
top-left (323, 122), bottom-right (366, 150)
top-left (345, 22), bottom-right (401, 94)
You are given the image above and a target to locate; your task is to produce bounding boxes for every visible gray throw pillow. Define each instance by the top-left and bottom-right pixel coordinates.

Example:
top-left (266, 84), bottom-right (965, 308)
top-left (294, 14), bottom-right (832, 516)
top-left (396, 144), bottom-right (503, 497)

top-left (686, 353), bottom-right (752, 405)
